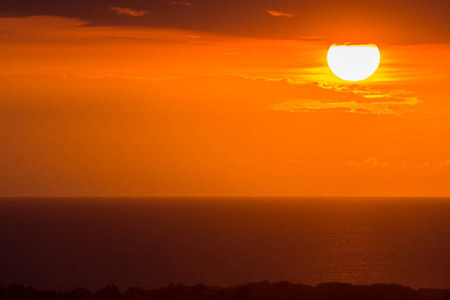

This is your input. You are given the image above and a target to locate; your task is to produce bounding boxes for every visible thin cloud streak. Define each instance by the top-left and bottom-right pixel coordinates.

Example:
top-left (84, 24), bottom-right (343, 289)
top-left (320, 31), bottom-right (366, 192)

top-left (170, 1), bottom-right (194, 6)
top-left (110, 7), bottom-right (148, 17)
top-left (266, 10), bottom-right (294, 18)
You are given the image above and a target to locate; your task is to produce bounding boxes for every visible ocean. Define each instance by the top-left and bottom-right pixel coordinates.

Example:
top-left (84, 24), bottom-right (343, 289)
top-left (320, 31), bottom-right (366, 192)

top-left (0, 197), bottom-right (449, 290)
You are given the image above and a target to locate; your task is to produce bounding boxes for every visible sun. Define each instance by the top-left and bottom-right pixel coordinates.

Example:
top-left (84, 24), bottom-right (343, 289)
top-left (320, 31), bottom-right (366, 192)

top-left (327, 44), bottom-right (380, 81)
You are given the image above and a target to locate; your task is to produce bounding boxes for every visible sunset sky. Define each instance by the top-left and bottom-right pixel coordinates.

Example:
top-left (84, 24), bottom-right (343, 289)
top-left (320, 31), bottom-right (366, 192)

top-left (1, 0), bottom-right (449, 197)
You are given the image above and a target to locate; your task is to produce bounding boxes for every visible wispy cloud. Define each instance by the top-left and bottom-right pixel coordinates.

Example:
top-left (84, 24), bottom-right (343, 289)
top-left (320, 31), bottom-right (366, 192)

top-left (270, 84), bottom-right (420, 115)
top-left (110, 7), bottom-right (148, 17)
top-left (266, 10), bottom-right (294, 18)
top-left (170, 1), bottom-right (194, 6)
top-left (341, 158), bottom-right (389, 167)
top-left (270, 97), bottom-right (420, 115)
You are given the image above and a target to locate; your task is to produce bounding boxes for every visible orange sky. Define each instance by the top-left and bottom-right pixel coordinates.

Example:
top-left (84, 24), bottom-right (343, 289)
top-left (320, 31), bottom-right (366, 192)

top-left (0, 1), bottom-right (449, 197)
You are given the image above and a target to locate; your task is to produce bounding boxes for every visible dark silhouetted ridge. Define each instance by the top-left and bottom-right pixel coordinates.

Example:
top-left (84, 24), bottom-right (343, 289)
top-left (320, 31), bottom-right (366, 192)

top-left (1, 282), bottom-right (450, 300)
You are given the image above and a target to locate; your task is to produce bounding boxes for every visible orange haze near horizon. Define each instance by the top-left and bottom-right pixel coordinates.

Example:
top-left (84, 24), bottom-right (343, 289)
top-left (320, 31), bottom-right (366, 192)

top-left (0, 3), bottom-right (449, 197)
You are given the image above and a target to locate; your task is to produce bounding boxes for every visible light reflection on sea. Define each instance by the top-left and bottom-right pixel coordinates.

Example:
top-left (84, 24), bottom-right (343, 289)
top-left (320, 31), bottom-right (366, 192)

top-left (0, 197), bottom-right (449, 290)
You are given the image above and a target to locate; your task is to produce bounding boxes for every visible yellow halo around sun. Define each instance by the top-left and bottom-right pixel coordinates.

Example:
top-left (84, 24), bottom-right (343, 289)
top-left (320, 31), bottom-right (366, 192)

top-left (327, 44), bottom-right (380, 81)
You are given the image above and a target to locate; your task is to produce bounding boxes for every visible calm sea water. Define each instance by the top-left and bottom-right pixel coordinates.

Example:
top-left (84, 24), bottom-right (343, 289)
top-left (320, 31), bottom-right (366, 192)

top-left (0, 197), bottom-right (449, 290)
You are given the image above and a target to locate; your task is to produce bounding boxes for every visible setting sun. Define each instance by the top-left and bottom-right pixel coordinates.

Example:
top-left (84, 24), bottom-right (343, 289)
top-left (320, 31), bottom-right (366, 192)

top-left (327, 44), bottom-right (381, 81)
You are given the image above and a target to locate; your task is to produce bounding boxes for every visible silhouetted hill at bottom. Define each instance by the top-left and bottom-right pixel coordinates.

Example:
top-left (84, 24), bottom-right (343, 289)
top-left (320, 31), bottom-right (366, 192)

top-left (1, 282), bottom-right (450, 300)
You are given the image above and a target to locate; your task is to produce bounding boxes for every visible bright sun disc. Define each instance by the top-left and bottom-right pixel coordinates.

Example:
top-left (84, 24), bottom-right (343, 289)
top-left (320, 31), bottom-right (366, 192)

top-left (327, 44), bottom-right (380, 81)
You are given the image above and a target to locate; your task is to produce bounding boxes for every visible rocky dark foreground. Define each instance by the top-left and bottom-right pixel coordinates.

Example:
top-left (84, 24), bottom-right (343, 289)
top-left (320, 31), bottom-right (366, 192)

top-left (1, 281), bottom-right (449, 300)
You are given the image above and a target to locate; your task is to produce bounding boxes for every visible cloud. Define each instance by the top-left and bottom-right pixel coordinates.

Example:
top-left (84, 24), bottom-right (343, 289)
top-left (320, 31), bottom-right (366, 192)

top-left (1, 0), bottom-right (449, 44)
top-left (266, 10), bottom-right (294, 18)
top-left (110, 7), bottom-right (148, 17)
top-left (270, 84), bottom-right (420, 115)
top-left (170, 1), bottom-right (194, 6)
top-left (341, 158), bottom-right (389, 167)
top-left (270, 97), bottom-right (420, 115)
